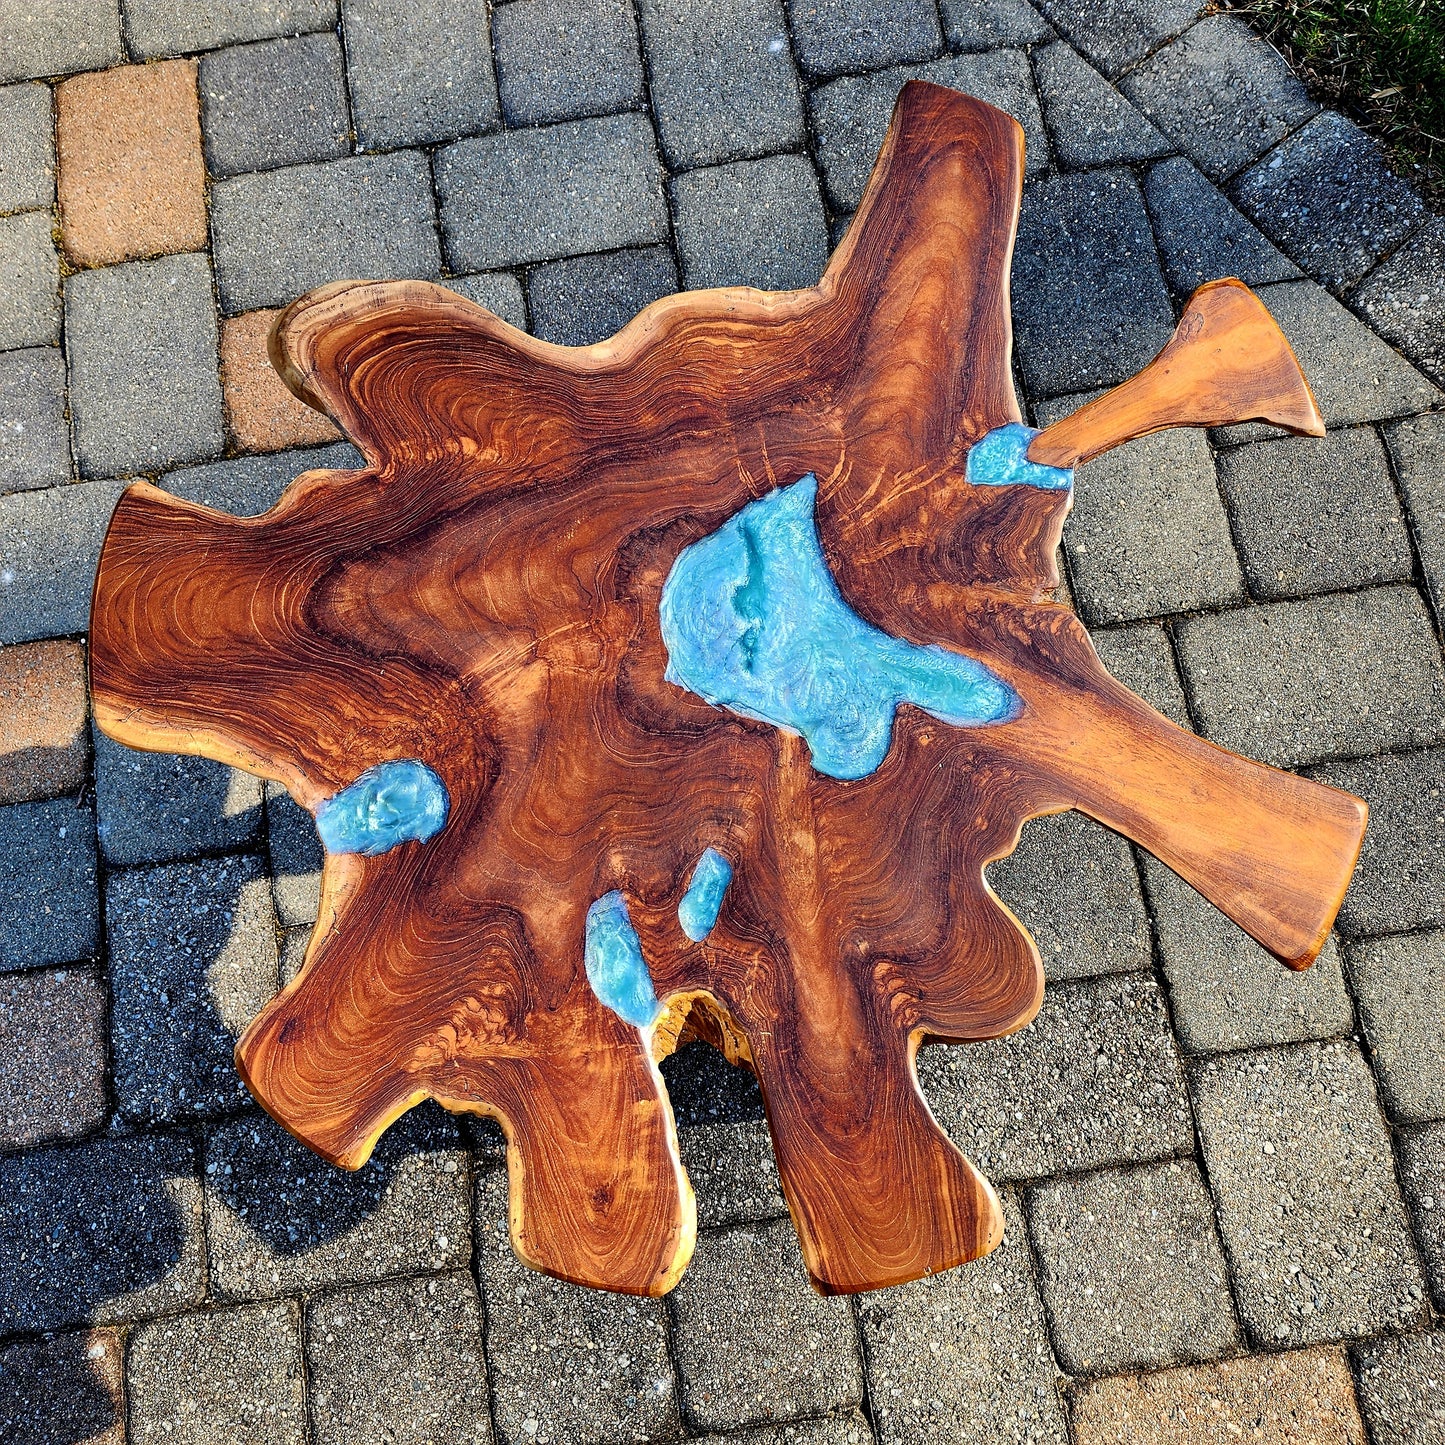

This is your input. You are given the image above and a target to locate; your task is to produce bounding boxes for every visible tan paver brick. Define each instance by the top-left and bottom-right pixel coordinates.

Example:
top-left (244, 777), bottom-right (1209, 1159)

top-left (220, 308), bottom-right (341, 453)
top-left (0, 639), bottom-right (88, 804)
top-left (56, 60), bottom-right (206, 268)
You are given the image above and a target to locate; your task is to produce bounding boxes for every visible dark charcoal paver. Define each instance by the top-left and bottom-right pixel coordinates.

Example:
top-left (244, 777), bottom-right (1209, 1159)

top-left (127, 1301), bottom-right (306, 1445)
top-left (65, 253), bottom-right (224, 478)
top-left (107, 854), bottom-right (279, 1125)
top-left (1351, 1329), bottom-right (1445, 1445)
top-left (0, 210), bottom-right (60, 350)
top-left (1398, 1123), bottom-right (1445, 1306)
top-left (436, 113), bottom-right (667, 273)
top-left (784, 0), bottom-right (941, 79)
top-left (1384, 411), bottom-right (1445, 625)
top-left (0, 347), bottom-right (70, 495)
top-left (343, 0), bottom-right (499, 150)
top-left (306, 1273), bottom-right (493, 1444)
top-left (1089, 622), bottom-right (1192, 728)
top-left (660, 1038), bottom-right (766, 1128)
top-left (940, 0), bottom-right (1052, 51)
top-left (162, 442), bottom-right (362, 516)
top-left (677, 1119), bottom-right (787, 1228)
top-left (1029, 0), bottom-right (1202, 78)
top-left (200, 32), bottom-right (351, 178)
top-left (207, 1106), bottom-right (469, 1300)
top-left (1175, 588), bottom-right (1445, 769)
top-left (0, 1328), bottom-right (124, 1445)
top-left (1142, 856), bottom-right (1352, 1054)
top-left (670, 1219), bottom-right (862, 1433)
top-left (1034, 42), bottom-right (1168, 169)
top-left (0, 1132), bottom-right (205, 1332)
top-left (1191, 1041), bottom-right (1427, 1347)
top-left (1347, 929), bottom-right (1445, 1124)
top-left (0, 966), bottom-right (105, 1147)
top-left (443, 271), bottom-right (528, 329)
top-left (266, 778), bottom-right (323, 928)
top-left (528, 245), bottom-right (677, 346)
top-left (0, 0), bottom-right (121, 82)
top-left (919, 972), bottom-right (1192, 1181)
top-left (1026, 1160), bottom-right (1240, 1374)
top-left (0, 82), bottom-right (55, 212)
top-left (987, 810), bottom-right (1152, 983)
top-left (493, 0), bottom-right (643, 127)
top-left (212, 152), bottom-right (441, 314)
top-left (0, 795), bottom-right (98, 971)
top-left (1353, 214), bottom-right (1445, 387)
top-left (857, 1189), bottom-right (1066, 1445)
top-left (124, 0), bottom-right (337, 57)
top-left (1232, 111), bottom-right (1428, 294)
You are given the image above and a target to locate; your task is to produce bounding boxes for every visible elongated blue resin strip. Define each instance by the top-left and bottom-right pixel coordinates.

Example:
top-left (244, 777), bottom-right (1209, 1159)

top-left (584, 891), bottom-right (661, 1028)
top-left (678, 848), bottom-right (733, 942)
top-left (966, 422), bottom-right (1074, 491)
top-left (659, 475), bottom-right (1021, 780)
top-left (315, 759), bottom-right (449, 857)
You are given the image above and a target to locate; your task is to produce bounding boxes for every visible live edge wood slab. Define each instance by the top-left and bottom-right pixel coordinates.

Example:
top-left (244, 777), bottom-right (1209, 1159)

top-left (90, 83), bottom-right (1368, 1298)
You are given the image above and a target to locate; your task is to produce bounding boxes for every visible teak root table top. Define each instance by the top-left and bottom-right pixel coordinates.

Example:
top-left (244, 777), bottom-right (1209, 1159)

top-left (89, 83), bottom-right (1368, 1298)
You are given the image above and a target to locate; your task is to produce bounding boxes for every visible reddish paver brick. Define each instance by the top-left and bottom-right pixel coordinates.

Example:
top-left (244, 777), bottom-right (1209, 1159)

top-left (0, 639), bottom-right (88, 804)
top-left (0, 1328), bottom-right (124, 1445)
top-left (220, 308), bottom-right (341, 453)
top-left (56, 60), bottom-right (207, 268)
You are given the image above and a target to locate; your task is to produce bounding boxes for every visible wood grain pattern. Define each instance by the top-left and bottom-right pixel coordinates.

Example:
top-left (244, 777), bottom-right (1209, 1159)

top-left (89, 82), bottom-right (1367, 1298)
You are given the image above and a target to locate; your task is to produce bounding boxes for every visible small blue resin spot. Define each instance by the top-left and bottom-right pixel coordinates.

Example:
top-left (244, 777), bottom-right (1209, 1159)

top-left (678, 848), bottom-right (733, 942)
top-left (659, 475), bottom-right (1021, 780)
top-left (315, 759), bottom-right (449, 857)
top-left (584, 891), bottom-right (662, 1028)
top-left (966, 423), bottom-right (1074, 491)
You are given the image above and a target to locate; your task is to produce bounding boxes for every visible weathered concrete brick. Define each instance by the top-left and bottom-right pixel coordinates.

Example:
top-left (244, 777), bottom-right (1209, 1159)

top-left (124, 0), bottom-right (337, 58)
top-left (660, 1038), bottom-right (767, 1127)
top-left (0, 1132), bottom-right (205, 1332)
top-left (0, 965), bottom-right (105, 1147)
top-left (1347, 929), bottom-right (1445, 1125)
top-left (1028, 0), bottom-right (1203, 78)
top-left (1175, 589), bottom-right (1445, 769)
top-left (266, 777), bottom-right (323, 928)
top-left (0, 795), bottom-right (98, 971)
top-left (1034, 42), bottom-right (1167, 169)
top-left (279, 923), bottom-right (309, 983)
top-left (436, 113), bottom-right (667, 273)
top-left (696, 1420), bottom-right (875, 1445)
top-left (0, 82), bottom-right (55, 212)
top-left (1351, 1329), bottom-right (1445, 1445)
top-left (0, 638), bottom-right (87, 803)
top-left (940, 0), bottom-right (1051, 51)
top-left (1398, 1122), bottom-right (1445, 1307)
top-left (785, 0), bottom-right (941, 79)
top-left (1088, 623), bottom-right (1191, 728)
top-left (162, 441), bottom-right (360, 516)
top-left (0, 0), bottom-right (121, 82)
top-left (221, 308), bottom-right (344, 452)
top-left (528, 245), bottom-right (677, 346)
top-left (919, 972), bottom-right (1192, 1181)
top-left (1352, 214), bottom-right (1445, 388)
top-left (0, 346), bottom-right (70, 495)
top-left (0, 1328), bottom-right (124, 1445)
top-left (493, 0), bottom-right (643, 127)
top-left (676, 1119), bottom-right (787, 1227)
top-left (212, 152), bottom-right (441, 314)
top-left (443, 271), bottom-right (528, 329)
top-left (1191, 1041), bottom-right (1427, 1346)
top-left (1384, 411), bottom-right (1445, 624)
top-left (0, 210), bottom-right (60, 350)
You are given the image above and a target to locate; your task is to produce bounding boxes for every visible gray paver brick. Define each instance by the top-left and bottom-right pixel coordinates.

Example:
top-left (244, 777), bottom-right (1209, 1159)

top-left (0, 1328), bottom-right (124, 1445)
top-left (919, 972), bottom-right (1192, 1182)
top-left (987, 810), bottom-right (1152, 982)
top-left (1034, 42), bottom-right (1168, 169)
top-left (1026, 1160), bottom-right (1240, 1374)
top-left (162, 441), bottom-right (362, 516)
top-left (436, 112), bottom-right (667, 273)
top-left (784, 0), bottom-right (941, 79)
top-left (0, 82), bottom-right (55, 212)
top-left (0, 346), bottom-right (70, 495)
top-left (1143, 855), bottom-right (1352, 1054)
top-left (207, 1105), bottom-right (470, 1300)
top-left (0, 210), bottom-right (60, 350)
top-left (1029, 0), bottom-right (1203, 78)
top-left (1352, 214), bottom-right (1445, 388)
top-left (65, 252), bottom-right (225, 477)
top-left (670, 1219), bottom-right (863, 1433)
top-left (493, 0), bottom-right (643, 128)
top-left (676, 1118), bottom-right (787, 1227)
top-left (266, 778), bottom-right (323, 928)
top-left (200, 32), bottom-right (351, 179)
top-left (940, 0), bottom-right (1051, 51)
top-left (1191, 1040), bottom-right (1427, 1347)
top-left (857, 1189), bottom-right (1066, 1445)
top-left (306, 1273), bottom-right (493, 1444)
top-left (443, 271), bottom-right (528, 329)
top-left (672, 154), bottom-right (829, 292)
top-left (0, 965), bottom-right (106, 1147)
top-left (660, 1038), bottom-right (767, 1127)
top-left (1385, 411), bottom-right (1445, 624)
top-left (124, 0), bottom-right (337, 57)
top-left (1351, 1328), bottom-right (1445, 1445)
top-left (1232, 111), bottom-right (1428, 294)
top-left (1347, 929), bottom-right (1445, 1125)
top-left (127, 1301), bottom-right (306, 1445)
top-left (528, 245), bottom-right (677, 346)
top-left (1088, 622), bottom-right (1192, 728)
top-left (695, 1419), bottom-right (875, 1445)
top-left (1398, 1122), bottom-right (1445, 1307)
top-left (0, 795), bottom-right (98, 971)
top-left (1174, 588), bottom-right (1445, 769)
top-left (107, 854), bottom-right (279, 1124)
top-left (279, 923), bottom-right (309, 984)
top-left (212, 152), bottom-right (441, 314)
top-left (0, 1131), bottom-right (205, 1333)
top-left (0, 0), bottom-right (121, 82)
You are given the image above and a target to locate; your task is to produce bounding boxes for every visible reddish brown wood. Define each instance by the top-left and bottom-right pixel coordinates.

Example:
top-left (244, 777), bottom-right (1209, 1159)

top-left (88, 82), bottom-right (1367, 1298)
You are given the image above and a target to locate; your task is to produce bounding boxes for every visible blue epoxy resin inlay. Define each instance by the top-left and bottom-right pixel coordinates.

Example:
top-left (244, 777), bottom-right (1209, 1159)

top-left (315, 759), bottom-right (449, 857)
top-left (966, 423), bottom-right (1074, 491)
top-left (584, 891), bottom-right (662, 1028)
top-left (678, 848), bottom-right (733, 942)
top-left (659, 475), bottom-right (1021, 780)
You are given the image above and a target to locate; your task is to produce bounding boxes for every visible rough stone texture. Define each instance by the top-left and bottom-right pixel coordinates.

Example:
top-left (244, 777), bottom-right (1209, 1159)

top-left (987, 810), bottom-right (1152, 982)
top-left (0, 82), bottom-right (56, 213)
top-left (212, 152), bottom-right (441, 314)
top-left (436, 113), bottom-right (667, 272)
top-left (127, 1302), bottom-right (307, 1445)
top-left (221, 308), bottom-right (343, 452)
top-left (65, 252), bottom-right (225, 478)
top-left (528, 245), bottom-right (677, 347)
top-left (474, 1167), bottom-right (679, 1444)
top-left (695, 1420), bottom-right (876, 1445)
top-left (1070, 1347), bottom-right (1368, 1444)
top-left (443, 271), bottom-right (528, 329)
top-left (306, 1273), bottom-right (493, 1444)
top-left (857, 1189), bottom-right (1066, 1444)
top-left (676, 1119), bottom-right (787, 1227)
top-left (123, 0), bottom-right (338, 58)
top-left (1034, 42), bottom-right (1168, 169)
top-left (0, 1132), bottom-right (205, 1332)
top-left (1351, 1330), bottom-right (1445, 1445)
top-left (279, 923), bottom-right (309, 984)
top-left (107, 854), bottom-right (279, 1125)
top-left (1347, 929), bottom-right (1445, 1125)
top-left (660, 1037), bottom-right (767, 1128)
top-left (493, 0), bottom-right (643, 127)
top-left (1029, 0), bottom-right (1203, 78)
top-left (206, 1105), bottom-right (470, 1300)
top-left (0, 795), bottom-right (98, 971)
top-left (0, 346), bottom-right (70, 495)
top-left (0, 0), bottom-right (121, 82)
top-left (940, 0), bottom-right (1051, 52)
top-left (0, 1328), bottom-right (125, 1445)
top-left (784, 0), bottom-right (942, 79)
top-left (1026, 1160), bottom-right (1240, 1374)
top-left (1088, 623), bottom-right (1192, 728)
top-left (266, 777), bottom-right (324, 927)
top-left (161, 441), bottom-right (361, 517)
top-left (0, 638), bottom-right (88, 804)
top-left (1353, 214), bottom-right (1445, 387)
top-left (1385, 411), bottom-right (1445, 623)
top-left (1143, 856), bottom-right (1352, 1054)
top-left (670, 1219), bottom-right (863, 1433)
top-left (200, 32), bottom-right (351, 178)
top-left (1398, 1123), bottom-right (1445, 1307)
top-left (0, 210), bottom-right (61, 350)
top-left (920, 972), bottom-right (1192, 1181)
top-left (0, 965), bottom-right (105, 1147)
top-left (1175, 588), bottom-right (1445, 769)
top-left (1191, 1041), bottom-right (1427, 1347)
top-left (1233, 111), bottom-right (1428, 294)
